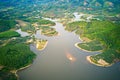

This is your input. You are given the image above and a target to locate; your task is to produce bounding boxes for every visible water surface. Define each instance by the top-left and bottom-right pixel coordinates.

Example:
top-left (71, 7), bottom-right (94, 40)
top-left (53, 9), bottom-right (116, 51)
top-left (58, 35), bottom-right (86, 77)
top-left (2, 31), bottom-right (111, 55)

top-left (18, 18), bottom-right (120, 80)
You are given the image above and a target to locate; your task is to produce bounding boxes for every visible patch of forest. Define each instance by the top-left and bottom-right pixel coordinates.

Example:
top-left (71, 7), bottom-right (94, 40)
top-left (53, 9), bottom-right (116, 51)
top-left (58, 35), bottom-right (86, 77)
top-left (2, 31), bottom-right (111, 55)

top-left (65, 20), bottom-right (120, 65)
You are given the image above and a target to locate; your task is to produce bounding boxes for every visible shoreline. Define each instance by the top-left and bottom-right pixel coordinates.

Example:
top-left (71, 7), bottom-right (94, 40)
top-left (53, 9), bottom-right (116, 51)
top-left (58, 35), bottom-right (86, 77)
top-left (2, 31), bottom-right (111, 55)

top-left (74, 41), bottom-right (112, 67)
top-left (75, 42), bottom-right (112, 67)
top-left (78, 37), bottom-right (83, 42)
top-left (10, 64), bottom-right (32, 79)
top-left (75, 42), bottom-right (92, 52)
top-left (40, 29), bottom-right (60, 37)
top-left (0, 65), bottom-right (4, 70)
top-left (86, 56), bottom-right (103, 67)
top-left (37, 41), bottom-right (48, 51)
top-left (43, 33), bottom-right (60, 37)
top-left (86, 56), bottom-right (113, 67)
top-left (74, 42), bottom-right (102, 52)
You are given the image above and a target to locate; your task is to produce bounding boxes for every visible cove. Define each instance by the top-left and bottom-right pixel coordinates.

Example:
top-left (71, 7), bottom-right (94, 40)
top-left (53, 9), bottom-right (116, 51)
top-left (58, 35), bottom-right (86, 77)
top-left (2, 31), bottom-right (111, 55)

top-left (18, 18), bottom-right (120, 80)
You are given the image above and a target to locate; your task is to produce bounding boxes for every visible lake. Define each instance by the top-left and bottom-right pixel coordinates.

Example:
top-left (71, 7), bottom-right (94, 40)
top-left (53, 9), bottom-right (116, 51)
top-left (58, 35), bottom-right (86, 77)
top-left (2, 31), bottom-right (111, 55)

top-left (18, 16), bottom-right (120, 80)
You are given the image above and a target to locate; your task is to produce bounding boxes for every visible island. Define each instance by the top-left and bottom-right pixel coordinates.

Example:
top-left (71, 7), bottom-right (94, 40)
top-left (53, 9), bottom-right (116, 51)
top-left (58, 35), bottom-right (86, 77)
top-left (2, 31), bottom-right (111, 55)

top-left (36, 39), bottom-right (48, 50)
top-left (16, 18), bottom-right (58, 36)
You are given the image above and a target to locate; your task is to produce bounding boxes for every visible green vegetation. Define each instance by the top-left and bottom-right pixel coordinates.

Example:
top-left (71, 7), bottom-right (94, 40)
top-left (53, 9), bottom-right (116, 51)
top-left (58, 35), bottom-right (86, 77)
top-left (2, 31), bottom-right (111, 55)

top-left (0, 30), bottom-right (20, 38)
top-left (35, 19), bottom-right (55, 26)
top-left (39, 26), bottom-right (58, 36)
top-left (21, 18), bottom-right (55, 26)
top-left (65, 21), bottom-right (87, 35)
top-left (0, 36), bottom-right (36, 80)
top-left (0, 20), bottom-right (16, 32)
top-left (0, 1), bottom-right (119, 80)
top-left (91, 49), bottom-right (120, 64)
top-left (65, 21), bottom-right (87, 32)
top-left (16, 20), bottom-right (35, 33)
top-left (77, 41), bottom-right (103, 51)
top-left (0, 4), bottom-right (58, 78)
top-left (16, 18), bottom-right (57, 35)
top-left (0, 38), bottom-right (36, 69)
top-left (19, 17), bottom-right (59, 37)
top-left (21, 24), bottom-right (35, 33)
top-left (0, 0), bottom-right (120, 22)
top-left (0, 28), bottom-right (36, 80)
top-left (66, 20), bottom-right (120, 65)
top-left (0, 68), bottom-right (17, 80)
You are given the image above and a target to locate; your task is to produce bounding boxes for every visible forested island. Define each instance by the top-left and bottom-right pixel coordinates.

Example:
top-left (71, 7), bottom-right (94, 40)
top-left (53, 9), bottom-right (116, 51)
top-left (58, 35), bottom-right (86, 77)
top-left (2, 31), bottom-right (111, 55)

top-left (0, 0), bottom-right (120, 80)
